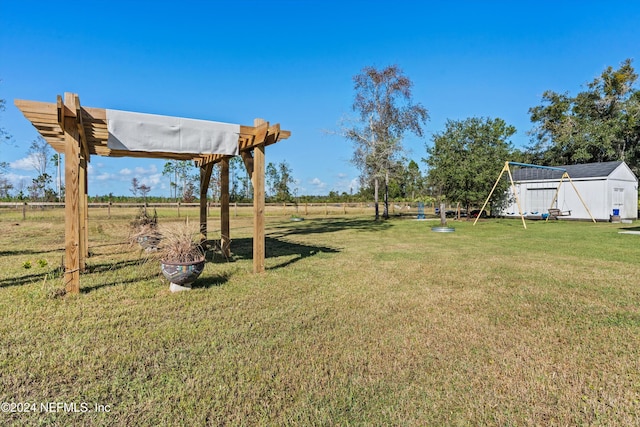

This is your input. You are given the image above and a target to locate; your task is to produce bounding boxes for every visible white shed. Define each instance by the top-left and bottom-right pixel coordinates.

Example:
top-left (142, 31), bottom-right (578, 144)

top-left (503, 161), bottom-right (638, 221)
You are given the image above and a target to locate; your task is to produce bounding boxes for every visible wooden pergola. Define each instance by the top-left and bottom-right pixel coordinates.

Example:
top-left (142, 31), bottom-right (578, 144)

top-left (15, 92), bottom-right (290, 293)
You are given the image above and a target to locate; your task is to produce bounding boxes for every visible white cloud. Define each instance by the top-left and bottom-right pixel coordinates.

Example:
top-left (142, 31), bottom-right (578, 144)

top-left (9, 154), bottom-right (37, 171)
top-left (135, 164), bottom-right (157, 175)
top-left (140, 173), bottom-right (162, 187)
top-left (310, 177), bottom-right (326, 188)
top-left (4, 172), bottom-right (31, 187)
top-left (95, 173), bottom-right (114, 181)
top-left (119, 168), bottom-right (132, 175)
top-left (332, 174), bottom-right (359, 194)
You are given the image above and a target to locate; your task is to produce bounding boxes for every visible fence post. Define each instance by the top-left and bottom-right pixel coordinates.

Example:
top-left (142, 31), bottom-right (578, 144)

top-left (305, 203), bottom-right (308, 216)
top-left (177, 201), bottom-right (181, 218)
top-left (22, 202), bottom-right (27, 220)
top-left (108, 201), bottom-right (111, 219)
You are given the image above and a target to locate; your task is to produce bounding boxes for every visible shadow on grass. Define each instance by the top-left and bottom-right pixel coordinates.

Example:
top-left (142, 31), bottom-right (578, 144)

top-left (1, 222), bottom-right (347, 291)
top-left (0, 248), bottom-right (64, 256)
top-left (268, 217), bottom-right (393, 238)
top-left (79, 273), bottom-right (160, 293)
top-left (620, 225), bottom-right (640, 232)
top-left (0, 270), bottom-right (60, 288)
top-left (191, 272), bottom-right (229, 289)
top-left (82, 257), bottom-right (229, 292)
top-left (216, 236), bottom-right (340, 270)
top-left (86, 259), bottom-right (152, 274)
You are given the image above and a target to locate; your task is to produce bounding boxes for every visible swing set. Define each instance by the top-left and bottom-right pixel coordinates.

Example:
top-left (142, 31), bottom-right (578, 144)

top-left (473, 161), bottom-right (596, 229)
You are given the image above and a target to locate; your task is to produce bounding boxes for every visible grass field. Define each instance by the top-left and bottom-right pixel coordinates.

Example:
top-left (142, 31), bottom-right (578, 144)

top-left (0, 206), bottom-right (639, 426)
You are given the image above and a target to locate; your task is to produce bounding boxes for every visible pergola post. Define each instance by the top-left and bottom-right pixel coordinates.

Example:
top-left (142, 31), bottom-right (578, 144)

top-left (252, 118), bottom-right (266, 273)
top-left (199, 162), bottom-right (214, 243)
top-left (62, 93), bottom-right (82, 293)
top-left (220, 157), bottom-right (231, 258)
top-left (79, 155), bottom-right (88, 271)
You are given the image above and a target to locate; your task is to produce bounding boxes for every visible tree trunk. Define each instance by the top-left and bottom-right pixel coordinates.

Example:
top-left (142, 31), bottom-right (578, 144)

top-left (383, 169), bottom-right (389, 219)
top-left (374, 177), bottom-right (379, 220)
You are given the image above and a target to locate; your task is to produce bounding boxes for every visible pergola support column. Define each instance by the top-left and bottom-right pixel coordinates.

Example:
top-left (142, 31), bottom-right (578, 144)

top-left (199, 162), bottom-right (214, 243)
top-left (62, 93), bottom-right (82, 293)
top-left (79, 156), bottom-right (88, 270)
top-left (252, 118), bottom-right (266, 273)
top-left (220, 157), bottom-right (231, 258)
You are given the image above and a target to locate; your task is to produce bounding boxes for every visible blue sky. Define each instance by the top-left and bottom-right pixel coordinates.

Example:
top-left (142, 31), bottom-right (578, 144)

top-left (1, 1), bottom-right (639, 197)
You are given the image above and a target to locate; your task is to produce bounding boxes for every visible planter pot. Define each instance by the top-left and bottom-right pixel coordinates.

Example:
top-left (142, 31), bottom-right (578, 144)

top-left (161, 258), bottom-right (205, 292)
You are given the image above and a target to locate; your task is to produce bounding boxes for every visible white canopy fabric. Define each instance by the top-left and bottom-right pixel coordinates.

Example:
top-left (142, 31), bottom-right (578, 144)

top-left (106, 109), bottom-right (240, 156)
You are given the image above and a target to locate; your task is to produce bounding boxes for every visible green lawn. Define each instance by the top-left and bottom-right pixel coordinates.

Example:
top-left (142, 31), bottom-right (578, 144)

top-left (0, 208), bottom-right (639, 426)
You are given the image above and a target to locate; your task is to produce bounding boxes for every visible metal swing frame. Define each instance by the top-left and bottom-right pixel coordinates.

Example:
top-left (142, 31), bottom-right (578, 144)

top-left (473, 161), bottom-right (596, 229)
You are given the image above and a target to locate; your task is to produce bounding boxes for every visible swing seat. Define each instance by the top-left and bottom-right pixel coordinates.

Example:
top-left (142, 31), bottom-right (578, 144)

top-left (548, 208), bottom-right (571, 219)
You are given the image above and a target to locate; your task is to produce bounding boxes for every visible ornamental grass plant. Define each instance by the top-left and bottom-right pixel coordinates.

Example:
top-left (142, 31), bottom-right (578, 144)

top-left (158, 219), bottom-right (204, 264)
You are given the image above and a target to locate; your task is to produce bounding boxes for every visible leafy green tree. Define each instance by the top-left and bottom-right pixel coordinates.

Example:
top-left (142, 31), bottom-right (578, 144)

top-left (229, 156), bottom-right (251, 201)
top-left (0, 168), bottom-right (13, 198)
top-left (342, 65), bottom-right (429, 219)
top-left (266, 161), bottom-right (295, 202)
top-left (425, 117), bottom-right (516, 215)
top-left (528, 58), bottom-right (640, 174)
top-left (162, 162), bottom-right (178, 199)
top-left (28, 173), bottom-right (52, 201)
top-left (404, 159), bottom-right (425, 200)
top-left (163, 160), bottom-right (194, 200)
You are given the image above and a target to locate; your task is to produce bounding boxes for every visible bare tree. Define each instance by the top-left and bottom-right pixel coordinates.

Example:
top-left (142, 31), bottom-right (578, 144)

top-left (28, 137), bottom-right (51, 177)
top-left (26, 137), bottom-right (52, 200)
top-left (138, 184), bottom-right (151, 205)
top-left (130, 178), bottom-right (140, 199)
top-left (51, 154), bottom-right (62, 201)
top-left (0, 176), bottom-right (12, 198)
top-left (1, 91), bottom-right (13, 144)
top-left (342, 65), bottom-right (428, 219)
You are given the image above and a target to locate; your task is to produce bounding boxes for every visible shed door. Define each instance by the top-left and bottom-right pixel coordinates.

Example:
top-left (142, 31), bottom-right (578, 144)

top-left (527, 188), bottom-right (556, 213)
top-left (613, 187), bottom-right (624, 210)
